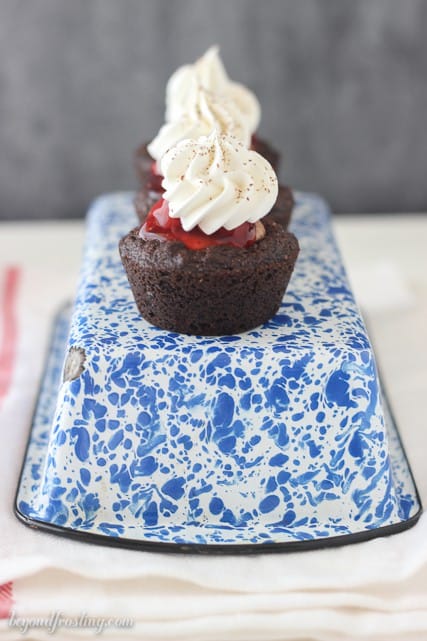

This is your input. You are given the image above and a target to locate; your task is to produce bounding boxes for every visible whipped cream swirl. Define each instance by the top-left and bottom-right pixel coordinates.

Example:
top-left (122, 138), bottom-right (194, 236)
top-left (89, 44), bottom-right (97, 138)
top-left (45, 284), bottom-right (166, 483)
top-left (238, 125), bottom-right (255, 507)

top-left (160, 131), bottom-right (278, 235)
top-left (148, 87), bottom-right (251, 161)
top-left (166, 46), bottom-right (261, 135)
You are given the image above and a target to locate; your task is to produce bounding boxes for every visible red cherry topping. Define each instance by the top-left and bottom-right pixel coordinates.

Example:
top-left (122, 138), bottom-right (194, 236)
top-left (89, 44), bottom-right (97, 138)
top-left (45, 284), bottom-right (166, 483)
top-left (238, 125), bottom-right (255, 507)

top-left (140, 199), bottom-right (257, 250)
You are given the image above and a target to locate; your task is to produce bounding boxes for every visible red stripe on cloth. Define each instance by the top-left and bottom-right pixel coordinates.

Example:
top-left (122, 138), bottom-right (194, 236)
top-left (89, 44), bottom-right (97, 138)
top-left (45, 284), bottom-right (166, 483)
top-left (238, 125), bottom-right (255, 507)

top-left (0, 266), bottom-right (21, 406)
top-left (0, 269), bottom-right (19, 616)
top-left (0, 582), bottom-right (14, 619)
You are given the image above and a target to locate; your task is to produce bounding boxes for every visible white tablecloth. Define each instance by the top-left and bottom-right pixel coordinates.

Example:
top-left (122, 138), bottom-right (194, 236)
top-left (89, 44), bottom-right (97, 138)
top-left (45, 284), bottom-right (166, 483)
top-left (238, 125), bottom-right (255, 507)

top-left (0, 212), bottom-right (426, 640)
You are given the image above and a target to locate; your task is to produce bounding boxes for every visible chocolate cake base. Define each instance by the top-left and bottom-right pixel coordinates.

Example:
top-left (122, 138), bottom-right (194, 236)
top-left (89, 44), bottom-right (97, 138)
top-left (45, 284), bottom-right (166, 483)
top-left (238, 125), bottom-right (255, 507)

top-left (251, 135), bottom-right (280, 173)
top-left (119, 220), bottom-right (299, 336)
top-left (135, 184), bottom-right (295, 229)
top-left (134, 190), bottom-right (159, 223)
top-left (135, 136), bottom-right (281, 183)
top-left (134, 141), bottom-right (294, 228)
top-left (266, 185), bottom-right (294, 229)
top-left (134, 143), bottom-right (155, 186)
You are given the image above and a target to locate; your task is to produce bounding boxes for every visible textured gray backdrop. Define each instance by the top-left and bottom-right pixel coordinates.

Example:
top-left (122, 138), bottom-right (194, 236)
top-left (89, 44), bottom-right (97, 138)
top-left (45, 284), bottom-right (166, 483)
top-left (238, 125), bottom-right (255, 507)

top-left (1, 0), bottom-right (427, 219)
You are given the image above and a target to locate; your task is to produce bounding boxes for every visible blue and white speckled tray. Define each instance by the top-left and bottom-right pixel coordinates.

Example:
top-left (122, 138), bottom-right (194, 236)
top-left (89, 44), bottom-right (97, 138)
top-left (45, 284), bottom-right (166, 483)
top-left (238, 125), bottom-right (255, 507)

top-left (15, 192), bottom-right (421, 552)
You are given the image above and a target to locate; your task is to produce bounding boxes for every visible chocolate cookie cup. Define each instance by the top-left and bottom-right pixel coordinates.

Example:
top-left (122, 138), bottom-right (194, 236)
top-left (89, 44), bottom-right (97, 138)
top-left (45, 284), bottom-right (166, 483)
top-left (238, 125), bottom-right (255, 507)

top-left (267, 184), bottom-right (295, 229)
top-left (134, 142), bottom-right (153, 184)
top-left (250, 135), bottom-right (280, 173)
top-left (134, 180), bottom-right (295, 231)
top-left (119, 219), bottom-right (299, 336)
top-left (135, 136), bottom-right (281, 186)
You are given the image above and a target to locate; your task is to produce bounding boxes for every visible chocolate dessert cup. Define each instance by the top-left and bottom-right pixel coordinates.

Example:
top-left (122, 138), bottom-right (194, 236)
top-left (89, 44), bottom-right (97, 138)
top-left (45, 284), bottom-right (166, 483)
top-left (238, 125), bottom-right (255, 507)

top-left (134, 138), bottom-right (294, 228)
top-left (119, 219), bottom-right (299, 336)
top-left (135, 136), bottom-right (281, 186)
top-left (134, 183), bottom-right (295, 231)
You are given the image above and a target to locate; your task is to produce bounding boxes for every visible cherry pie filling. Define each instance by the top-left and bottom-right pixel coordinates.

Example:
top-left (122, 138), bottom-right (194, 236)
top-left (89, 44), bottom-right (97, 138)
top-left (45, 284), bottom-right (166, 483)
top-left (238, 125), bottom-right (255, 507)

top-left (140, 198), bottom-right (257, 250)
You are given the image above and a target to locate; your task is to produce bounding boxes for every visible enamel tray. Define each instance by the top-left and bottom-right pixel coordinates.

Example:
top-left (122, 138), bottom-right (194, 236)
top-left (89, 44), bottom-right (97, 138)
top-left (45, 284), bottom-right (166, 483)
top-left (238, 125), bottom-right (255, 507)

top-left (15, 192), bottom-right (422, 553)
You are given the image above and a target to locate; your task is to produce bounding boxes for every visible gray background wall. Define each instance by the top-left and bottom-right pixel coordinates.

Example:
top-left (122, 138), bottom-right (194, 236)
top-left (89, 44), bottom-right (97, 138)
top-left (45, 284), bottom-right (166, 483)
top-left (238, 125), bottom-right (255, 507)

top-left (1, 0), bottom-right (426, 220)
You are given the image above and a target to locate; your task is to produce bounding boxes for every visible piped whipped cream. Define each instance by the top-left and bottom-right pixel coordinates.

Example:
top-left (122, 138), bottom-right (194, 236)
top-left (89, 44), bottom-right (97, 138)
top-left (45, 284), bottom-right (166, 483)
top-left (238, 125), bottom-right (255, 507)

top-left (160, 131), bottom-right (278, 235)
top-left (147, 87), bottom-right (251, 161)
top-left (166, 46), bottom-right (261, 135)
